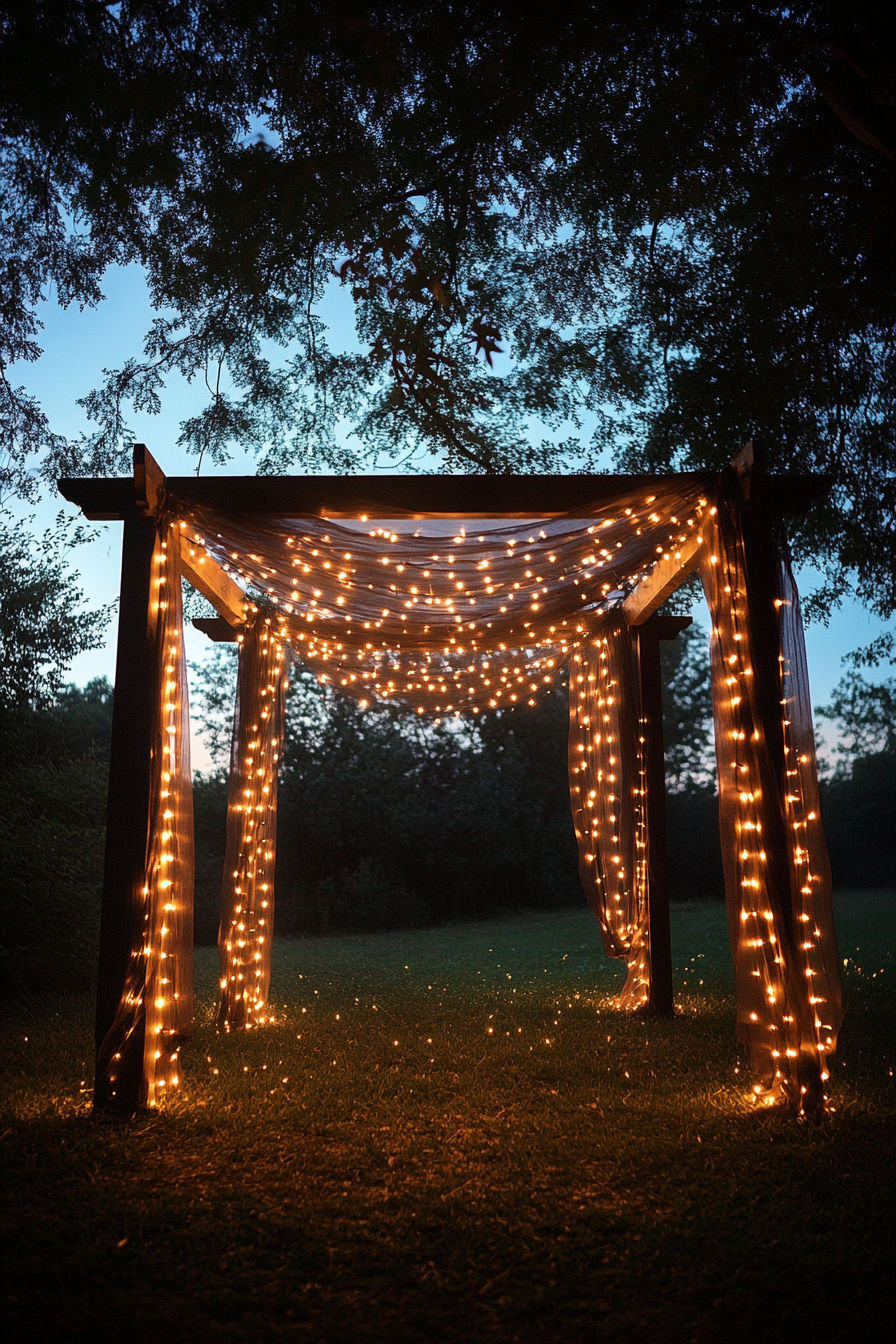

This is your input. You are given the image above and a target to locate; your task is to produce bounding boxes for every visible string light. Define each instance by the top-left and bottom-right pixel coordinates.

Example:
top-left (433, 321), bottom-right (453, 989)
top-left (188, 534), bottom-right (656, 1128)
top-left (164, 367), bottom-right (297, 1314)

top-left (698, 506), bottom-right (841, 1114)
top-left (217, 619), bottom-right (289, 1033)
top-left (96, 477), bottom-right (840, 1116)
top-left (97, 521), bottom-right (192, 1111)
top-left (568, 617), bottom-right (651, 1008)
top-left (180, 484), bottom-right (708, 716)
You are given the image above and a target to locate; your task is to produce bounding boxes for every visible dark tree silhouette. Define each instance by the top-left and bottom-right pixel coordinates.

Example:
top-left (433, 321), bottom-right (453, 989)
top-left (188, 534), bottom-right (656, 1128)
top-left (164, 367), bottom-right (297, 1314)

top-left (2, 2), bottom-right (894, 622)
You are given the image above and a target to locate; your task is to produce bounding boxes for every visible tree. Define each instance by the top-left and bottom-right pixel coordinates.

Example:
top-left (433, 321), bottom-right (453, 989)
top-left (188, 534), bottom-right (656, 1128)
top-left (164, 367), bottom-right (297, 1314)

top-left (815, 671), bottom-right (895, 886)
top-left (0, 500), bottom-right (114, 995)
top-left (190, 651), bottom-right (578, 936)
top-left (0, 510), bottom-right (112, 710)
top-left (2, 2), bottom-right (894, 628)
top-left (660, 624), bottom-right (715, 791)
top-left (816, 670), bottom-right (896, 768)
top-left (0, 679), bottom-right (113, 998)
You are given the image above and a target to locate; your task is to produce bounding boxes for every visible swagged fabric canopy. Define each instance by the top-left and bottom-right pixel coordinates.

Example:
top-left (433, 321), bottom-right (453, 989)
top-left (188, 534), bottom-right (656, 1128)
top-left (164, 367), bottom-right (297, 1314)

top-left (178, 475), bottom-right (706, 716)
top-left (65, 457), bottom-right (842, 1118)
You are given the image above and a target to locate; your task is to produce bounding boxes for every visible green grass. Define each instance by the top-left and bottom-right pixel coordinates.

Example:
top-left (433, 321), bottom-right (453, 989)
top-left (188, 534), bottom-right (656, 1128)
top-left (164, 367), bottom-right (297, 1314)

top-left (2, 892), bottom-right (894, 1344)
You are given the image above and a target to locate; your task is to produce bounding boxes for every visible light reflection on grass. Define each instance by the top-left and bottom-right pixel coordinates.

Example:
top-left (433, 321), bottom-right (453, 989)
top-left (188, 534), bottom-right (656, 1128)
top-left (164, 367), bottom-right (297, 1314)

top-left (1, 893), bottom-right (893, 1342)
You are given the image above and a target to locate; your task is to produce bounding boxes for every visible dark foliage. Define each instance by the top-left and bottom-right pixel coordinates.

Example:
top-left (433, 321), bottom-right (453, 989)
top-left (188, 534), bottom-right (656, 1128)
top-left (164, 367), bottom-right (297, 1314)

top-left (192, 769), bottom-right (228, 947)
top-left (666, 785), bottom-right (726, 904)
top-left (273, 683), bottom-right (581, 938)
top-left (4, 643), bottom-right (890, 999)
top-left (0, 680), bottom-right (112, 1000)
top-left (659, 620), bottom-right (715, 789)
top-left (820, 750), bottom-right (896, 888)
top-left (2, 2), bottom-right (894, 623)
top-left (815, 670), bottom-right (895, 763)
top-left (0, 512), bottom-right (112, 710)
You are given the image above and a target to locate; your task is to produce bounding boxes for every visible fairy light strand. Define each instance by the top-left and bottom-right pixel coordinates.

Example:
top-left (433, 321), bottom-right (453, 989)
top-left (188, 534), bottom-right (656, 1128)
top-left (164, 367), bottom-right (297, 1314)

top-left (94, 478), bottom-right (840, 1117)
top-left (97, 520), bottom-right (194, 1111)
top-left (568, 615), bottom-right (651, 1008)
top-left (698, 503), bottom-right (842, 1113)
top-left (217, 619), bottom-right (289, 1032)
top-left (177, 483), bottom-right (709, 716)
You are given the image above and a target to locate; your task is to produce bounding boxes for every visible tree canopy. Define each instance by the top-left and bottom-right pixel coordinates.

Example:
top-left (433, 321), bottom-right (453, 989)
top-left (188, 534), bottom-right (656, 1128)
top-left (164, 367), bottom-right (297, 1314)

top-left (0, 511), bottom-right (112, 709)
top-left (816, 669), bottom-right (896, 765)
top-left (2, 1), bottom-right (894, 625)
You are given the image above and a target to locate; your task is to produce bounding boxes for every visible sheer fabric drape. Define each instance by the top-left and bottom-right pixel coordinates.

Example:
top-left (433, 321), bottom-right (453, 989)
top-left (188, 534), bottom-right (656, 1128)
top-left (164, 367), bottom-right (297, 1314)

top-left (566, 488), bottom-right (841, 1107)
top-left (168, 474), bottom-right (841, 1108)
top-left (568, 614), bottom-right (651, 1007)
top-left (95, 517), bottom-right (194, 1110)
top-left (178, 480), bottom-right (708, 715)
top-left (217, 619), bottom-right (289, 1031)
top-left (699, 496), bottom-right (842, 1109)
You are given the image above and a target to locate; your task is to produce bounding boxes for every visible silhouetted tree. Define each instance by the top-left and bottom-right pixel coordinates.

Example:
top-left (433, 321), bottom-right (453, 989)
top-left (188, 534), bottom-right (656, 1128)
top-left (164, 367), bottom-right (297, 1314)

top-left (0, 680), bottom-right (112, 998)
top-left (2, 2), bottom-right (893, 625)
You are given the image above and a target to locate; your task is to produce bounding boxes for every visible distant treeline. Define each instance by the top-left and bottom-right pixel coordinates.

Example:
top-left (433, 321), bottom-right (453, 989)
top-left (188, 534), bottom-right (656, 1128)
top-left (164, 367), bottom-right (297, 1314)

top-left (194, 677), bottom-right (730, 944)
top-left (2, 664), bottom-right (893, 999)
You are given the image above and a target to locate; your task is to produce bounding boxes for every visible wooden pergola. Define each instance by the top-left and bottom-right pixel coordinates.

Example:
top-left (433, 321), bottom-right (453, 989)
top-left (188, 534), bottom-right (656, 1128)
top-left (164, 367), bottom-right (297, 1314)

top-left (60, 445), bottom-right (838, 1116)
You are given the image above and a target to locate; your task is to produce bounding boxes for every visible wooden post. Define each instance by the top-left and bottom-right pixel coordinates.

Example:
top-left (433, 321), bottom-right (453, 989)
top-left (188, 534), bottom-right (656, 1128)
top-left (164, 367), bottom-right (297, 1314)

top-left (635, 614), bottom-right (691, 1018)
top-left (93, 445), bottom-right (170, 1114)
top-left (729, 441), bottom-right (793, 945)
top-left (93, 507), bottom-right (158, 1112)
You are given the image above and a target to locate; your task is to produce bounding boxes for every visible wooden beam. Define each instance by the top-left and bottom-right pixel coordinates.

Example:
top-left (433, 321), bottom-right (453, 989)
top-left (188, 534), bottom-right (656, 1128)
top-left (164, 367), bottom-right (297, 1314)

top-left (193, 616), bottom-right (239, 643)
top-left (622, 533), bottom-right (703, 626)
top-left (59, 471), bottom-right (717, 519)
top-left (165, 472), bottom-right (722, 518)
top-left (650, 615), bottom-right (693, 641)
top-left (134, 443), bottom-right (166, 515)
top-left (58, 469), bottom-right (831, 521)
top-left (179, 532), bottom-right (247, 627)
top-left (57, 476), bottom-right (134, 520)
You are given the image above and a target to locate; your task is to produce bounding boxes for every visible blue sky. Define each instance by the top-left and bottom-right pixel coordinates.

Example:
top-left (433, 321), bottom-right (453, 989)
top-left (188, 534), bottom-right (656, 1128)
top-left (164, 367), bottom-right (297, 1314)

top-left (11, 263), bottom-right (892, 767)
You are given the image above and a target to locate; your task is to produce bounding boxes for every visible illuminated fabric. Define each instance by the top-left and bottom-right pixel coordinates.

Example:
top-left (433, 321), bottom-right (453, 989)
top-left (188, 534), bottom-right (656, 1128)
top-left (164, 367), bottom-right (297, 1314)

top-left (103, 472), bottom-right (839, 1112)
top-left (568, 615), bottom-right (651, 1007)
top-left (95, 518), bottom-right (194, 1110)
top-left (173, 480), bottom-right (705, 1037)
top-left (217, 619), bottom-right (289, 1031)
top-left (699, 498), bottom-right (842, 1111)
top-left (563, 493), bottom-right (843, 1106)
top-left (175, 478), bottom-right (707, 715)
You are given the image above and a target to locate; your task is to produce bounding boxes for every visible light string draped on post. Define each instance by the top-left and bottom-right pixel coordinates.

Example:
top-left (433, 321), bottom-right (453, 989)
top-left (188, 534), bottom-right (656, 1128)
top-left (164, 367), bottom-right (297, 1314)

top-left (698, 496), bottom-right (842, 1112)
top-left (568, 613), bottom-right (651, 1007)
top-left (95, 517), bottom-right (194, 1110)
top-left (217, 618), bottom-right (289, 1031)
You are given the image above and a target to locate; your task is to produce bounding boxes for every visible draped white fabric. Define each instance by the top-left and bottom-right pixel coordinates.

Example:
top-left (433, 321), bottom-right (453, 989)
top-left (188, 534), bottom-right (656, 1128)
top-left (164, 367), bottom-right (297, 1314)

top-left (177, 478), bottom-right (708, 715)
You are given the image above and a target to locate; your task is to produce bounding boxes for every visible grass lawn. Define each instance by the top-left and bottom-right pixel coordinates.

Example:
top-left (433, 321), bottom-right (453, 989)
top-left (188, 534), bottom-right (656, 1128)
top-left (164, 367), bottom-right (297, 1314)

top-left (2, 891), bottom-right (894, 1343)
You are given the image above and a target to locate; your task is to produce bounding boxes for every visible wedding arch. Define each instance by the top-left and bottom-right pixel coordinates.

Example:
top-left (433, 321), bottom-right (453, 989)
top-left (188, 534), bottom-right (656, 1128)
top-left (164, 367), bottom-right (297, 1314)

top-left (60, 444), bottom-right (842, 1117)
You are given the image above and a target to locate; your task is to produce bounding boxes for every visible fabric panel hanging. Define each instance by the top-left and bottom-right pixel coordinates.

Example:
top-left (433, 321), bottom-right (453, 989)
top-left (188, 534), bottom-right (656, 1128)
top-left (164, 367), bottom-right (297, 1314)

top-left (699, 494), bottom-right (842, 1110)
top-left (568, 613), bottom-right (651, 1007)
top-left (217, 619), bottom-right (289, 1031)
top-left (175, 479), bottom-right (708, 715)
top-left (166, 467), bottom-right (842, 1111)
top-left (95, 517), bottom-right (195, 1110)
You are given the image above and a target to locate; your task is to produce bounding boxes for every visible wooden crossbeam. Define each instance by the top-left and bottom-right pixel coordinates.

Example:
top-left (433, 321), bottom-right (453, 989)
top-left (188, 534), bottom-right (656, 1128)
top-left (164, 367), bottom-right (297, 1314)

top-left (621, 533), bottom-right (703, 626)
top-left (179, 532), bottom-right (247, 628)
top-left (193, 617), bottom-right (239, 642)
top-left (58, 469), bottom-right (831, 521)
